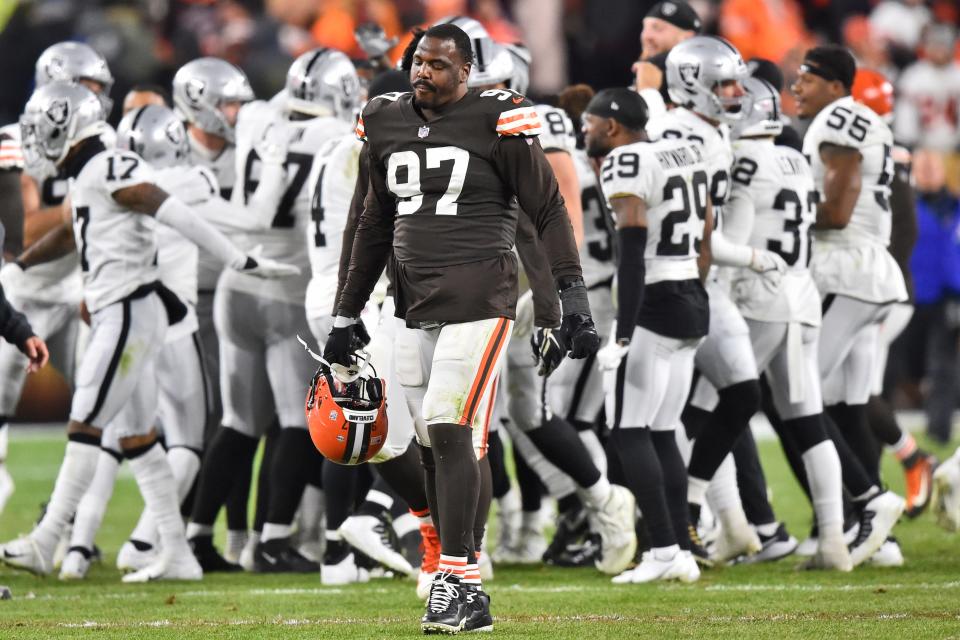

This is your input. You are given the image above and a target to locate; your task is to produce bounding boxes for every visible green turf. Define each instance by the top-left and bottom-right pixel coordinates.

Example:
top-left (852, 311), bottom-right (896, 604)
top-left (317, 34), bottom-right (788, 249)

top-left (1, 429), bottom-right (959, 639)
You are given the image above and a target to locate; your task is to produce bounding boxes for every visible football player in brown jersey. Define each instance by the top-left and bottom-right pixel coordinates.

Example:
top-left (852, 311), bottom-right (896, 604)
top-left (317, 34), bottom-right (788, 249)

top-left (326, 23), bottom-right (599, 634)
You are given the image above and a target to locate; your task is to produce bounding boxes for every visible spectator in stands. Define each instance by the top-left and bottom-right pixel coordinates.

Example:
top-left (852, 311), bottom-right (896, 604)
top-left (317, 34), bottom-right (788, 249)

top-left (903, 149), bottom-right (960, 443)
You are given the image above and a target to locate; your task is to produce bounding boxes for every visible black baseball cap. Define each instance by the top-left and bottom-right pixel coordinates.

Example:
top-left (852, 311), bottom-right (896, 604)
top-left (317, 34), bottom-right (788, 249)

top-left (645, 1), bottom-right (702, 33)
top-left (800, 45), bottom-right (857, 91)
top-left (585, 88), bottom-right (649, 131)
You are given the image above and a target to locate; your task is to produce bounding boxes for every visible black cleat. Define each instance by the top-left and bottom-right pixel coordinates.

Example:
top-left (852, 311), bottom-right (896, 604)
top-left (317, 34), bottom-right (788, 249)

top-left (546, 532), bottom-right (602, 567)
top-left (421, 572), bottom-right (466, 634)
top-left (463, 584), bottom-right (493, 633)
top-left (688, 524), bottom-right (714, 568)
top-left (189, 536), bottom-right (242, 573)
top-left (542, 506), bottom-right (590, 565)
top-left (253, 538), bottom-right (320, 573)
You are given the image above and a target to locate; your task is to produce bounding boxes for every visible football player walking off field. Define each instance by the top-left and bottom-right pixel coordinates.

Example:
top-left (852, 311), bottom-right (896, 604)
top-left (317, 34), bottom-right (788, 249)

top-left (326, 24), bottom-right (599, 634)
top-left (792, 45), bottom-right (906, 564)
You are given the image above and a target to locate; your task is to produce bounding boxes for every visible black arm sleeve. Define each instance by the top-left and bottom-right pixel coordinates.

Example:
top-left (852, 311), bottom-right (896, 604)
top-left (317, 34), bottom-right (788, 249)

top-left (337, 146), bottom-right (396, 317)
top-left (515, 215), bottom-right (561, 327)
top-left (334, 146), bottom-right (371, 315)
top-left (0, 283), bottom-right (34, 348)
top-left (493, 136), bottom-right (582, 285)
top-left (616, 227), bottom-right (647, 342)
top-left (0, 171), bottom-right (23, 257)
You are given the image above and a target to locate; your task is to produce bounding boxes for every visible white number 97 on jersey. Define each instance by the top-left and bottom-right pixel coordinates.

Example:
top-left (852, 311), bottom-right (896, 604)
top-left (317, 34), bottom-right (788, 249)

top-left (386, 146), bottom-right (470, 216)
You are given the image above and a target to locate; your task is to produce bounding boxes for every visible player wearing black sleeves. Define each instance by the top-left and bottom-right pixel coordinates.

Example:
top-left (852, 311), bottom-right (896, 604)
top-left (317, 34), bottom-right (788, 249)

top-left (326, 24), bottom-right (598, 635)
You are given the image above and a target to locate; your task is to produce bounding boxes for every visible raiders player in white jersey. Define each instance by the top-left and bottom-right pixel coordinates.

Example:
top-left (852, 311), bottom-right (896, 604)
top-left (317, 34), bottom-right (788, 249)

top-left (648, 36), bottom-right (788, 561)
top-left (718, 78), bottom-right (854, 569)
top-left (183, 49), bottom-right (358, 575)
top-left (0, 82), bottom-right (295, 582)
top-left (58, 103), bottom-right (229, 578)
top-left (0, 43), bottom-right (116, 498)
top-left (583, 87), bottom-right (707, 584)
top-left (792, 45), bottom-right (906, 564)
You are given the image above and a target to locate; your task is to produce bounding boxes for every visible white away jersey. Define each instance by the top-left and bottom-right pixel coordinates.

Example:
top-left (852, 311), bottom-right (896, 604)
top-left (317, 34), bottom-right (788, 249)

top-left (223, 101), bottom-right (353, 303)
top-left (188, 132), bottom-right (237, 291)
top-left (894, 60), bottom-right (960, 151)
top-left (804, 96), bottom-right (907, 303)
top-left (574, 149), bottom-right (615, 287)
top-left (803, 96), bottom-right (895, 248)
top-left (534, 104), bottom-right (577, 155)
top-left (68, 145), bottom-right (158, 313)
top-left (646, 107), bottom-right (733, 212)
top-left (304, 134), bottom-right (362, 321)
top-left (726, 138), bottom-right (820, 325)
top-left (600, 137), bottom-right (708, 284)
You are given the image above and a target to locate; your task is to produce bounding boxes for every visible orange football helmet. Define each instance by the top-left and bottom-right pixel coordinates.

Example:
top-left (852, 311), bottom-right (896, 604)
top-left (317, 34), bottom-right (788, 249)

top-left (305, 358), bottom-right (388, 465)
top-left (852, 68), bottom-right (894, 122)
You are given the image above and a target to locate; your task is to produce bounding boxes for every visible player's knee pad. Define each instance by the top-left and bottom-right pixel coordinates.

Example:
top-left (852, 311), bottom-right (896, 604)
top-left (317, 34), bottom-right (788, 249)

top-left (783, 414), bottom-right (829, 452)
top-left (394, 329), bottom-right (426, 389)
top-left (717, 378), bottom-right (761, 425)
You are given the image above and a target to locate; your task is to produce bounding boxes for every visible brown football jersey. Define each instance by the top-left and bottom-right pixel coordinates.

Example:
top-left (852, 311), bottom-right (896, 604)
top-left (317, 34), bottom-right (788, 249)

top-left (338, 88), bottom-right (581, 324)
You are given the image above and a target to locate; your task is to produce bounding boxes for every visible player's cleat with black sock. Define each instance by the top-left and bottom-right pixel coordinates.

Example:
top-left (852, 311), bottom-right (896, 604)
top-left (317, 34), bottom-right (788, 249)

top-left (687, 524), bottom-right (714, 568)
top-left (117, 539), bottom-right (159, 573)
top-left (253, 537), bottom-right (320, 573)
top-left (421, 572), bottom-right (467, 634)
top-left (849, 491), bottom-right (905, 566)
top-left (189, 535), bottom-right (242, 572)
top-left (58, 546), bottom-right (93, 580)
top-left (732, 524), bottom-right (797, 564)
top-left (339, 514), bottom-right (415, 576)
top-left (903, 452), bottom-right (937, 518)
top-left (463, 584), bottom-right (493, 633)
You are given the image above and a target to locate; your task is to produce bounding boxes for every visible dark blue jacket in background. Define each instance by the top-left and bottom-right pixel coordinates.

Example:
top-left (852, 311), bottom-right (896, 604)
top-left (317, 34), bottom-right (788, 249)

top-left (911, 191), bottom-right (960, 305)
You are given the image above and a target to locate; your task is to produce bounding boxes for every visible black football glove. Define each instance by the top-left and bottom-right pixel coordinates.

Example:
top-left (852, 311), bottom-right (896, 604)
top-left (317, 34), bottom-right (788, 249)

top-left (558, 277), bottom-right (600, 359)
top-left (531, 326), bottom-right (568, 377)
top-left (323, 317), bottom-right (370, 367)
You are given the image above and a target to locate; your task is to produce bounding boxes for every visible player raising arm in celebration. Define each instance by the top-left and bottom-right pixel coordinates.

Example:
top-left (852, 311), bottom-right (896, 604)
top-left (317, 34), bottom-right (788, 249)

top-left (326, 24), bottom-right (598, 634)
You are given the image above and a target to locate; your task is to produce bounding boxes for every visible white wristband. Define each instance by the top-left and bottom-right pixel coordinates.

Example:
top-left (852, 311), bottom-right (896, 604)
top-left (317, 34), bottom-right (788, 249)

top-left (709, 228), bottom-right (753, 268)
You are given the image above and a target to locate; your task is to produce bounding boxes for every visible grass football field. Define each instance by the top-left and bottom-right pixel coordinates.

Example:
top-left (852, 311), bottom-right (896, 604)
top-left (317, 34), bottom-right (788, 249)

top-left (0, 426), bottom-right (958, 639)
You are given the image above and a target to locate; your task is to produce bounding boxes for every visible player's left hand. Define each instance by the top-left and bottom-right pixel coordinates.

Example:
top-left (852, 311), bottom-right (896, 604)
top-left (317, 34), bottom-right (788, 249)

top-left (597, 341), bottom-right (629, 371)
top-left (255, 121), bottom-right (289, 165)
top-left (531, 326), bottom-right (567, 377)
top-left (323, 317), bottom-right (369, 367)
top-left (20, 335), bottom-right (49, 373)
top-left (748, 249), bottom-right (788, 275)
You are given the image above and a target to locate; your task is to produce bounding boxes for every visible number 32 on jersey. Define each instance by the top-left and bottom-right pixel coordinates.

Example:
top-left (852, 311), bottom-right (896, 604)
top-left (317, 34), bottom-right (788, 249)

top-left (386, 147), bottom-right (469, 216)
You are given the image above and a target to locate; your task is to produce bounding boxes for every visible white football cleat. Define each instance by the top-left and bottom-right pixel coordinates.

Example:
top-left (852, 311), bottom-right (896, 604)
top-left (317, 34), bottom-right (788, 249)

top-left (121, 553), bottom-right (202, 583)
top-left (321, 552), bottom-right (370, 586)
top-left (802, 534), bottom-right (852, 572)
top-left (417, 570), bottom-right (436, 601)
top-left (59, 547), bottom-right (92, 580)
top-left (868, 538), bottom-right (904, 567)
top-left (849, 491), bottom-right (905, 566)
top-left (611, 549), bottom-right (699, 584)
top-left (932, 448), bottom-right (960, 532)
top-left (493, 489), bottom-right (521, 559)
top-left (116, 540), bottom-right (159, 573)
top-left (239, 534), bottom-right (258, 572)
top-left (224, 529), bottom-right (249, 565)
top-left (591, 485), bottom-right (638, 575)
top-left (478, 549), bottom-right (494, 582)
top-left (0, 535), bottom-right (52, 576)
top-left (712, 512), bottom-right (762, 563)
top-left (339, 515), bottom-right (415, 577)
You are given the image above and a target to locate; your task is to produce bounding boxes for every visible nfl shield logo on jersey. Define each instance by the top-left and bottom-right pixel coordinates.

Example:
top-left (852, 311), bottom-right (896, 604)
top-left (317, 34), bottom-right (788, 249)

top-left (418, 125), bottom-right (430, 138)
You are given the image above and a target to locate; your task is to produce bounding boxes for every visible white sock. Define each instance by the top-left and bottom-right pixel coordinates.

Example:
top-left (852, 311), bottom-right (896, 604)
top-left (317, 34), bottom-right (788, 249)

top-left (581, 474), bottom-right (612, 511)
top-left (186, 522), bottom-right (213, 539)
top-left (393, 512), bottom-right (419, 538)
top-left (707, 455), bottom-right (745, 518)
top-left (687, 476), bottom-right (710, 508)
top-left (261, 522), bottom-right (293, 543)
top-left (802, 440), bottom-right (845, 541)
top-left (578, 429), bottom-right (607, 476)
top-left (69, 450), bottom-right (121, 551)
top-left (297, 484), bottom-right (324, 538)
top-left (650, 544), bottom-right (680, 562)
top-left (33, 440), bottom-right (101, 552)
top-left (227, 529), bottom-right (250, 552)
top-left (128, 447), bottom-right (202, 547)
top-left (128, 443), bottom-right (191, 557)
top-left (365, 489), bottom-right (394, 511)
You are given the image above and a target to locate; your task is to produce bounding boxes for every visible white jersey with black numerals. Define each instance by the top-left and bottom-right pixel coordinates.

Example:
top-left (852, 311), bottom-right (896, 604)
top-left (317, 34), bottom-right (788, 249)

top-left (67, 143), bottom-right (159, 314)
top-left (600, 137), bottom-right (709, 283)
top-left (646, 107), bottom-right (733, 219)
top-left (726, 138), bottom-right (820, 326)
top-left (575, 149), bottom-right (615, 287)
top-left (804, 95), bottom-right (907, 303)
top-left (805, 95), bottom-right (895, 248)
top-left (223, 101), bottom-right (353, 304)
top-left (534, 104), bottom-right (577, 155)
top-left (304, 133), bottom-right (362, 322)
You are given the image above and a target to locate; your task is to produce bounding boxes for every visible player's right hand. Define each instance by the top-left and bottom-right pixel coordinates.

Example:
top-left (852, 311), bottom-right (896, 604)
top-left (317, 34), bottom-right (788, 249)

top-left (236, 246), bottom-right (300, 278)
top-left (323, 317), bottom-right (369, 367)
top-left (597, 341), bottom-right (629, 371)
top-left (748, 249), bottom-right (788, 275)
top-left (531, 326), bottom-right (567, 377)
top-left (255, 121), bottom-right (289, 165)
top-left (20, 335), bottom-right (49, 373)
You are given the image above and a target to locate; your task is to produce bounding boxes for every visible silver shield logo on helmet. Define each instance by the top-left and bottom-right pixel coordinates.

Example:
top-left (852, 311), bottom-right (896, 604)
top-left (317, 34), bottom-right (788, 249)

top-left (185, 78), bottom-right (206, 105)
top-left (44, 56), bottom-right (66, 80)
top-left (164, 120), bottom-right (184, 146)
top-left (678, 63), bottom-right (701, 85)
top-left (45, 99), bottom-right (69, 126)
